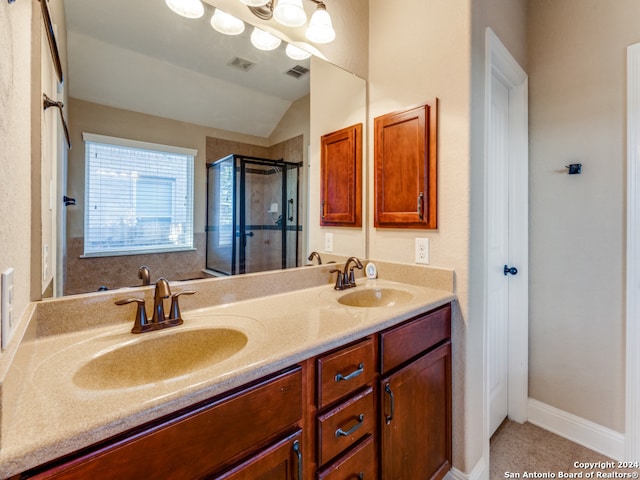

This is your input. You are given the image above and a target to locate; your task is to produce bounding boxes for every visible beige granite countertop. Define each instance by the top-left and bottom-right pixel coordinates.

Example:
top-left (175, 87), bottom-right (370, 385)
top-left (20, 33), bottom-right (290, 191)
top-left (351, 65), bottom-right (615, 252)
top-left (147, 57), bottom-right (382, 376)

top-left (0, 264), bottom-right (455, 478)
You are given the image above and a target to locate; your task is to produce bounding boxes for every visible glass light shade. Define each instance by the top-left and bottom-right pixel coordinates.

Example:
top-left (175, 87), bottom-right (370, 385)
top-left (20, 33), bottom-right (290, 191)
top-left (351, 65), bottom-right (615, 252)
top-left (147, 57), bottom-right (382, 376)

top-left (239, 0), bottom-right (270, 6)
top-left (273, 0), bottom-right (306, 27)
top-left (250, 27), bottom-right (282, 51)
top-left (285, 43), bottom-right (311, 60)
top-left (210, 9), bottom-right (245, 35)
top-left (305, 5), bottom-right (335, 44)
top-left (165, 0), bottom-right (204, 19)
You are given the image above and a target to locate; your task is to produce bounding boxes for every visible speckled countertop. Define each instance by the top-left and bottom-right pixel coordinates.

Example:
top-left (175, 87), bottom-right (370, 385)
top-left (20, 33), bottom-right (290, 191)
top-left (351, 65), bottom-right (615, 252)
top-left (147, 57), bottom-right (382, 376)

top-left (0, 264), bottom-right (455, 478)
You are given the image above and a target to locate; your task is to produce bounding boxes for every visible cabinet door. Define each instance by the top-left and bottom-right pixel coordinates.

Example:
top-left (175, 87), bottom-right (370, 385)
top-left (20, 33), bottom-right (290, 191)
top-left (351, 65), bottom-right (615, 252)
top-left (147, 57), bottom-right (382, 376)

top-left (374, 101), bottom-right (437, 229)
top-left (216, 430), bottom-right (303, 480)
top-left (380, 343), bottom-right (451, 480)
top-left (320, 123), bottom-right (363, 226)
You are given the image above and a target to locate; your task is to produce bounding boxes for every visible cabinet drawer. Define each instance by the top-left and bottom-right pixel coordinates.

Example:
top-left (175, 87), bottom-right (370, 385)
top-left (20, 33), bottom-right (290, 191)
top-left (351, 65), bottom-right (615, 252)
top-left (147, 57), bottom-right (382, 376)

top-left (317, 386), bottom-right (375, 467)
top-left (317, 435), bottom-right (376, 480)
top-left (380, 304), bottom-right (451, 373)
top-left (317, 338), bottom-right (375, 408)
top-left (31, 368), bottom-right (302, 480)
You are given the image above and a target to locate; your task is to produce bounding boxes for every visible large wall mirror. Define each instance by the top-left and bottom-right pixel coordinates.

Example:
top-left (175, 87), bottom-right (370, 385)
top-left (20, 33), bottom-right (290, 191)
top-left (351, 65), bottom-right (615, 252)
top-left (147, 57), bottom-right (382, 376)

top-left (60, 0), bottom-right (366, 295)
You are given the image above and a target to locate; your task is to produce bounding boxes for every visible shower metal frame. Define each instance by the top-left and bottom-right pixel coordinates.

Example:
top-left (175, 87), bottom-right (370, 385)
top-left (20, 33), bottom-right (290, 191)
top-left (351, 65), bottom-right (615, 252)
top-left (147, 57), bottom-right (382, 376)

top-left (206, 154), bottom-right (302, 276)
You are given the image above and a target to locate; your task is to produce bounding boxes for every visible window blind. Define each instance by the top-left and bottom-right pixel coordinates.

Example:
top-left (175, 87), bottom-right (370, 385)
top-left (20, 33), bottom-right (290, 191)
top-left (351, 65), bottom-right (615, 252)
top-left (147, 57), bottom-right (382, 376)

top-left (83, 134), bottom-right (195, 257)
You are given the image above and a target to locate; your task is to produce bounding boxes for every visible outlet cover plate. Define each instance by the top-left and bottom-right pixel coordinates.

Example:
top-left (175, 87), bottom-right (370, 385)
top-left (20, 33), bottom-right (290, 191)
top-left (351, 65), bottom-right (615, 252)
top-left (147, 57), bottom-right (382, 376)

top-left (415, 238), bottom-right (429, 264)
top-left (324, 232), bottom-right (334, 252)
top-left (1, 267), bottom-right (15, 351)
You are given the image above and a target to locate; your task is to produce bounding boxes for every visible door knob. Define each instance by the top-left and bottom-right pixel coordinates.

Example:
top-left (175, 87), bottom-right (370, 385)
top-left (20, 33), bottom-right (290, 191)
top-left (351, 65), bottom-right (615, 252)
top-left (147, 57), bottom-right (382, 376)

top-left (504, 265), bottom-right (518, 276)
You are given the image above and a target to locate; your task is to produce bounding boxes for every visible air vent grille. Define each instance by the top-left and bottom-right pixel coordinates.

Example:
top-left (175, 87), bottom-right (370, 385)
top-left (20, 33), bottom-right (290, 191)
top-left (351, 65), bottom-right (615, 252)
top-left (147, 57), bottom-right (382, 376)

top-left (228, 57), bottom-right (255, 72)
top-left (285, 65), bottom-right (310, 79)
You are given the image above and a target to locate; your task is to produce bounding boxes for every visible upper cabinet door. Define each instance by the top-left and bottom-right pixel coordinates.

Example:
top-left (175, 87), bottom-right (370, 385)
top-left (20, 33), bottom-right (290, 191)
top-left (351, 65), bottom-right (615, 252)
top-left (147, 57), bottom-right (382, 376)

top-left (320, 123), bottom-right (363, 227)
top-left (374, 101), bottom-right (438, 229)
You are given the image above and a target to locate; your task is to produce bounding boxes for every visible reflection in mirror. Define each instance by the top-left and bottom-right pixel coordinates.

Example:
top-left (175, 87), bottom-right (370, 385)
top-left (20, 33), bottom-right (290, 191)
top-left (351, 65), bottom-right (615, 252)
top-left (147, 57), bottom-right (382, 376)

top-left (61, 0), bottom-right (365, 295)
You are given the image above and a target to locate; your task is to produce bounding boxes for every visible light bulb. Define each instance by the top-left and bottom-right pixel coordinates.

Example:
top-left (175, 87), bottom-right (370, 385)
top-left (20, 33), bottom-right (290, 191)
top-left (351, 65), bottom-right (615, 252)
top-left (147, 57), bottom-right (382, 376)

top-left (273, 0), bottom-right (306, 27)
top-left (239, 0), bottom-right (270, 6)
top-left (165, 0), bottom-right (204, 19)
top-left (305, 4), bottom-right (335, 44)
top-left (250, 27), bottom-right (282, 51)
top-left (286, 43), bottom-right (311, 60)
top-left (210, 9), bottom-right (245, 35)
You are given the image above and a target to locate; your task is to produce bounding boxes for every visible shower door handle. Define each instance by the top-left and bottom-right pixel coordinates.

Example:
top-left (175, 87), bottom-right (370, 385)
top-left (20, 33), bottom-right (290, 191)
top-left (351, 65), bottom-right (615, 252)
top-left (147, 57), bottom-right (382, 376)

top-left (245, 231), bottom-right (254, 237)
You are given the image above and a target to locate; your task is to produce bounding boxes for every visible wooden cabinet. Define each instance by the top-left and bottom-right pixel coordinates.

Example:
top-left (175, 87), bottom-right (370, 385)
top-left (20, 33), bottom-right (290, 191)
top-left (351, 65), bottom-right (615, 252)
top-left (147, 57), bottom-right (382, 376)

top-left (22, 304), bottom-right (452, 480)
top-left (26, 368), bottom-right (303, 480)
top-left (320, 123), bottom-right (363, 227)
top-left (315, 338), bottom-right (377, 479)
top-left (374, 101), bottom-right (438, 229)
top-left (379, 305), bottom-right (452, 480)
top-left (217, 430), bottom-right (303, 480)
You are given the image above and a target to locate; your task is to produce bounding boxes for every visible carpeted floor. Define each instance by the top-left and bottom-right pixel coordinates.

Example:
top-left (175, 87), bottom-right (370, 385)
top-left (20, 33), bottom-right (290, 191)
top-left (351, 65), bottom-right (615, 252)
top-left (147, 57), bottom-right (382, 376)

top-left (490, 420), bottom-right (638, 479)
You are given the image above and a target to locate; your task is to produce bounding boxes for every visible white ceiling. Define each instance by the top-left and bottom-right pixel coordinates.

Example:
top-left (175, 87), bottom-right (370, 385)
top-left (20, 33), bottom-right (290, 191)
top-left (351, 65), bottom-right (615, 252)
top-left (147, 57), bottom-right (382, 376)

top-left (63, 0), bottom-right (311, 138)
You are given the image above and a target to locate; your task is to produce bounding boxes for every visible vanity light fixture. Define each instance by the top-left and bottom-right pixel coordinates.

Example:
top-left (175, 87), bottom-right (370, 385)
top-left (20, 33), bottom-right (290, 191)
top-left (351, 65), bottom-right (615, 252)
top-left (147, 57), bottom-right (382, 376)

top-left (239, 0), bottom-right (270, 6)
top-left (274, 0), bottom-right (306, 27)
top-left (240, 0), bottom-right (336, 44)
top-left (305, 2), bottom-right (335, 44)
top-left (165, 0), bottom-right (204, 19)
top-left (285, 43), bottom-right (312, 60)
top-left (250, 26), bottom-right (282, 51)
top-left (210, 9), bottom-right (245, 35)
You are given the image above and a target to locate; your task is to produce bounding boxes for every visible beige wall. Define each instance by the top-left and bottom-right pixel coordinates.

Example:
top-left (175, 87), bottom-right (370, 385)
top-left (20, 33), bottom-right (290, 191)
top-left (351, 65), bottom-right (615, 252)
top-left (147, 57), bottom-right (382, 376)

top-left (0, 0), bottom-right (33, 325)
top-left (309, 57), bottom-right (368, 259)
top-left (527, 0), bottom-right (640, 433)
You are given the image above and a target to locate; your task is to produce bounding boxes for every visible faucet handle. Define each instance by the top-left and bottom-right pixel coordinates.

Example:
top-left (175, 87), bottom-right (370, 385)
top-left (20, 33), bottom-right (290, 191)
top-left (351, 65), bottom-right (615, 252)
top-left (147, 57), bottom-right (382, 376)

top-left (169, 290), bottom-right (196, 323)
top-left (115, 298), bottom-right (149, 334)
top-left (329, 269), bottom-right (344, 290)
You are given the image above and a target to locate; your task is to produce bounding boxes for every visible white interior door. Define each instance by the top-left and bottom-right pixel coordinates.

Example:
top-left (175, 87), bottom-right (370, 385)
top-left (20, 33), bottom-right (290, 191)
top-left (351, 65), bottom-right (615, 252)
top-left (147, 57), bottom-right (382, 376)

top-left (485, 29), bottom-right (529, 441)
top-left (488, 75), bottom-right (511, 436)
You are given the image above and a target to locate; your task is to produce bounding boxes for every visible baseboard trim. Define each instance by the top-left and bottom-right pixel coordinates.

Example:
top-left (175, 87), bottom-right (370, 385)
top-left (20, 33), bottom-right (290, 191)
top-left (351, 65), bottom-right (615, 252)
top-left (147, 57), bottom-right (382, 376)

top-left (528, 398), bottom-right (625, 460)
top-left (446, 456), bottom-right (488, 480)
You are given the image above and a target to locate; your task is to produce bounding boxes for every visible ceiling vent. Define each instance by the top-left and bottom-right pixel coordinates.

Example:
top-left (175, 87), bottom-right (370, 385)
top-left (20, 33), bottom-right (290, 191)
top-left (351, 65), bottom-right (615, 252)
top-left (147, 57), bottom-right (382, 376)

top-left (228, 57), bottom-right (256, 72)
top-left (285, 65), bottom-right (310, 79)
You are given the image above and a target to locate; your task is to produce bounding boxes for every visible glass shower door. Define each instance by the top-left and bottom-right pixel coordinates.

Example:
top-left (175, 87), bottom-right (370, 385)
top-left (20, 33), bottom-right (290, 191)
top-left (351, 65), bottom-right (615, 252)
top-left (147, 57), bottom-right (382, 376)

top-left (240, 159), bottom-right (284, 274)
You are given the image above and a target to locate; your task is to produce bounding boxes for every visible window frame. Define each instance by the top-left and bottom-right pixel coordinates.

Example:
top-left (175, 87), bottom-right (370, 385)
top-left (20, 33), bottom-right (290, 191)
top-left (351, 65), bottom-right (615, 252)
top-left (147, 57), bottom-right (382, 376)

top-left (81, 132), bottom-right (197, 258)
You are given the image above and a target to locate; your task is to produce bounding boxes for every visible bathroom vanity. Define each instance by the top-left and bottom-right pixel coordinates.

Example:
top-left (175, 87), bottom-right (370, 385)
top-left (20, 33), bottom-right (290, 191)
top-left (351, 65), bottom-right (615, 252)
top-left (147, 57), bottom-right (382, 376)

top-left (0, 265), bottom-right (454, 479)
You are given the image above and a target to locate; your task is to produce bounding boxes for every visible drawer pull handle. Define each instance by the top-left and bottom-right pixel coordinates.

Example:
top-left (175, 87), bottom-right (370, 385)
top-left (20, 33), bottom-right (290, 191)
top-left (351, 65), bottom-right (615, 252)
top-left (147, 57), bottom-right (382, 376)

top-left (293, 440), bottom-right (302, 480)
top-left (385, 383), bottom-right (395, 425)
top-left (335, 363), bottom-right (364, 382)
top-left (336, 413), bottom-right (364, 438)
top-left (335, 414), bottom-right (365, 438)
top-left (358, 474), bottom-right (364, 480)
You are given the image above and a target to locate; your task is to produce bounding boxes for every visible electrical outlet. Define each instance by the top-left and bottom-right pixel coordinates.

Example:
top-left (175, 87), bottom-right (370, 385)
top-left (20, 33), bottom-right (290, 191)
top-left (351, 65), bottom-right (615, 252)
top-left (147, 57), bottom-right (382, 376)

top-left (415, 238), bottom-right (429, 264)
top-left (324, 232), bottom-right (334, 252)
top-left (2, 268), bottom-right (15, 351)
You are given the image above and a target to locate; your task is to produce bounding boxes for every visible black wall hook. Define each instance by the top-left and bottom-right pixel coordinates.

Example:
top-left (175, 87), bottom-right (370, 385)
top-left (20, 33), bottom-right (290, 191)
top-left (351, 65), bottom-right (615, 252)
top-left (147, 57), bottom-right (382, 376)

top-left (63, 196), bottom-right (76, 206)
top-left (565, 163), bottom-right (582, 175)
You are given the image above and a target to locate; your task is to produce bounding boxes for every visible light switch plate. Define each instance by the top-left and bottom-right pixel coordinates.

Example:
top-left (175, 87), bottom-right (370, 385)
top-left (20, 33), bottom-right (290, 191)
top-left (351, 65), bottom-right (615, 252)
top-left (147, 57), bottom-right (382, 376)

top-left (415, 238), bottom-right (429, 264)
top-left (324, 233), bottom-right (334, 252)
top-left (1, 267), bottom-right (15, 351)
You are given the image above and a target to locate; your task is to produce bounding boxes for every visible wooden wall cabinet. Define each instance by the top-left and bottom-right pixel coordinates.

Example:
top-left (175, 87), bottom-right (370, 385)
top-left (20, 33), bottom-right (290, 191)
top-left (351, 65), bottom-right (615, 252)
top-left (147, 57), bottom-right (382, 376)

top-left (374, 101), bottom-right (438, 229)
top-left (320, 123), bottom-right (363, 227)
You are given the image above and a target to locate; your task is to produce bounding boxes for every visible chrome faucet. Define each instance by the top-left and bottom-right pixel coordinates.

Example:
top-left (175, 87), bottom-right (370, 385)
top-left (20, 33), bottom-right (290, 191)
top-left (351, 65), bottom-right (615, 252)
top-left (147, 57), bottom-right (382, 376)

top-left (330, 257), bottom-right (363, 290)
top-left (138, 265), bottom-right (151, 286)
top-left (307, 251), bottom-right (322, 265)
top-left (115, 277), bottom-right (195, 333)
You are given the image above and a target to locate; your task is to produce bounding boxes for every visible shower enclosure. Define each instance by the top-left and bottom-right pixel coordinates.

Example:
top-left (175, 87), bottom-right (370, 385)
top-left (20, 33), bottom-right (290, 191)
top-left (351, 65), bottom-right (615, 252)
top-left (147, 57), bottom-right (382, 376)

top-left (206, 154), bottom-right (302, 275)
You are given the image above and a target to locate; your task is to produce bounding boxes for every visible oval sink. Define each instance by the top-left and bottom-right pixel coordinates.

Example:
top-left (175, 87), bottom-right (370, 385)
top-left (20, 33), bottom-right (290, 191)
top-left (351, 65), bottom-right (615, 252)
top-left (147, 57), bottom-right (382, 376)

top-left (73, 328), bottom-right (247, 390)
top-left (338, 288), bottom-right (413, 308)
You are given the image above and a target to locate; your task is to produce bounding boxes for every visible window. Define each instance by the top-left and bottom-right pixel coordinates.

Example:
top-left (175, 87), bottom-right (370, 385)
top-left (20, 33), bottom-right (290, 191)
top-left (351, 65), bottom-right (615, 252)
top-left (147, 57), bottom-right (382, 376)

top-left (83, 133), bottom-right (195, 257)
